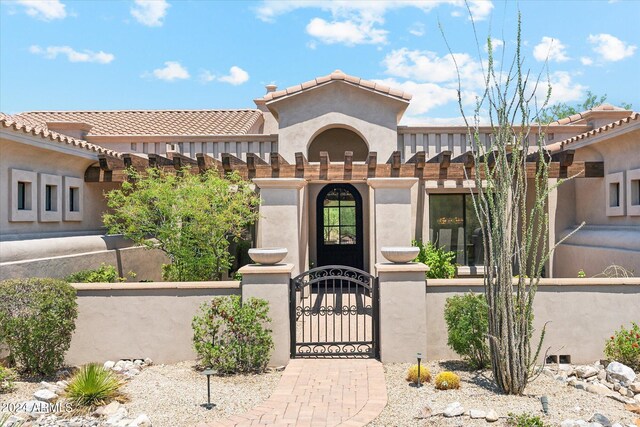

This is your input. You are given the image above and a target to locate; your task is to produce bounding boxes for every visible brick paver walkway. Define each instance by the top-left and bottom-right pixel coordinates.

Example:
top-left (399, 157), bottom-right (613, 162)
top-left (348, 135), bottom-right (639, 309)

top-left (198, 359), bottom-right (387, 427)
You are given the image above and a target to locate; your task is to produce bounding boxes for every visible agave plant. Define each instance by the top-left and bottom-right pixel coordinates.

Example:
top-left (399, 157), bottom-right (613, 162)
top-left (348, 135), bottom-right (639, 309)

top-left (65, 363), bottom-right (123, 408)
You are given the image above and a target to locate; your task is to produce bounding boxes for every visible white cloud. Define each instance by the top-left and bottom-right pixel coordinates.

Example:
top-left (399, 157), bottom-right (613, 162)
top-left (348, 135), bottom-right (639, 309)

top-left (218, 66), bottom-right (250, 85)
top-left (29, 45), bottom-right (114, 64)
top-left (306, 17), bottom-right (387, 45)
top-left (538, 71), bottom-right (587, 105)
top-left (16, 0), bottom-right (66, 21)
top-left (200, 66), bottom-right (250, 85)
top-left (533, 36), bottom-right (569, 62)
top-left (409, 22), bottom-right (425, 37)
top-left (151, 61), bottom-right (189, 81)
top-left (131, 0), bottom-right (169, 27)
top-left (255, 1), bottom-right (493, 46)
top-left (580, 56), bottom-right (594, 66)
top-left (588, 33), bottom-right (636, 62)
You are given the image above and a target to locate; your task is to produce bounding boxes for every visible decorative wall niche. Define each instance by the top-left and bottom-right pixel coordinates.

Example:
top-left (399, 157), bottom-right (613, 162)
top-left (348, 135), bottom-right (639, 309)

top-left (605, 171), bottom-right (625, 217)
top-left (63, 176), bottom-right (84, 222)
top-left (9, 168), bottom-right (37, 222)
top-left (38, 173), bottom-right (62, 222)
top-left (627, 168), bottom-right (640, 216)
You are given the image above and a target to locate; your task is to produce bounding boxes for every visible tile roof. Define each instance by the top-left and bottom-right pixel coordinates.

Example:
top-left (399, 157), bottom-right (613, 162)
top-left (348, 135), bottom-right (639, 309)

top-left (550, 112), bottom-right (640, 152)
top-left (550, 104), bottom-right (632, 125)
top-left (14, 109), bottom-right (263, 137)
top-left (260, 70), bottom-right (412, 102)
top-left (0, 112), bottom-right (122, 158)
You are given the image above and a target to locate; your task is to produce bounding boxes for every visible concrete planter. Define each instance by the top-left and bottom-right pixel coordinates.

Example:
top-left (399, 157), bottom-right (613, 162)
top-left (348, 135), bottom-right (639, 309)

top-left (381, 246), bottom-right (419, 263)
top-left (248, 247), bottom-right (288, 265)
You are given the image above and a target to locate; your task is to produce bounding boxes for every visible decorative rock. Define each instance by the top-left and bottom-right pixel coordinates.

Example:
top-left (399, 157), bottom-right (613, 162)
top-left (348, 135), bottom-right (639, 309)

top-left (598, 370), bottom-right (608, 381)
top-left (607, 362), bottom-right (636, 384)
top-left (144, 358), bottom-right (153, 366)
top-left (630, 383), bottom-right (640, 393)
top-left (576, 366), bottom-right (600, 379)
top-left (586, 383), bottom-right (611, 395)
top-left (625, 403), bottom-right (640, 415)
top-left (33, 389), bottom-right (57, 403)
top-left (128, 414), bottom-right (152, 427)
top-left (486, 409), bottom-right (499, 422)
top-left (589, 413), bottom-right (611, 427)
top-left (421, 405), bottom-right (432, 418)
top-left (443, 402), bottom-right (464, 417)
top-left (95, 401), bottom-right (122, 417)
top-left (105, 407), bottom-right (128, 426)
top-left (469, 409), bottom-right (486, 419)
top-left (574, 381), bottom-right (587, 390)
top-left (104, 360), bottom-right (116, 370)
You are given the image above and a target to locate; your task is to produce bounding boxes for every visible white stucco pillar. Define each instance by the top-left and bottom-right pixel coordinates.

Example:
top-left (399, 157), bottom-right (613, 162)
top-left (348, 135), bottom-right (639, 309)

top-left (377, 262), bottom-right (428, 362)
top-left (367, 178), bottom-right (419, 268)
top-left (253, 178), bottom-right (307, 276)
top-left (239, 263), bottom-right (294, 367)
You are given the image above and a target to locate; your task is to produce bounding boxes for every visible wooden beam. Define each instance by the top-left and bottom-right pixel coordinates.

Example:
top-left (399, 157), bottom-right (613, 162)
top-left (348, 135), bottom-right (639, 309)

top-left (122, 153), bottom-right (148, 169)
top-left (195, 153), bottom-right (222, 173)
top-left (270, 153), bottom-right (288, 171)
top-left (387, 151), bottom-right (401, 169)
top-left (438, 150), bottom-right (452, 169)
top-left (407, 151), bottom-right (426, 169)
top-left (295, 152), bottom-right (308, 171)
top-left (344, 151), bottom-right (353, 171)
top-left (366, 152), bottom-right (377, 170)
top-left (319, 151), bottom-right (330, 171)
top-left (148, 153), bottom-right (173, 168)
top-left (552, 149), bottom-right (575, 168)
top-left (222, 153), bottom-right (245, 173)
top-left (246, 153), bottom-right (268, 171)
top-left (583, 161), bottom-right (604, 178)
top-left (167, 152), bottom-right (197, 170)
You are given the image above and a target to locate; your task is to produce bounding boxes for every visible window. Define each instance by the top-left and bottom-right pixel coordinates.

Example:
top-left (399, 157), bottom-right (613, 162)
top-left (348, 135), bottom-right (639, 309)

top-left (17, 182), bottom-right (27, 210)
top-left (69, 187), bottom-right (80, 212)
top-left (429, 194), bottom-right (483, 266)
top-left (38, 173), bottom-right (62, 222)
top-left (627, 168), bottom-right (640, 216)
top-left (45, 185), bottom-right (56, 211)
top-left (605, 172), bottom-right (625, 216)
top-left (323, 187), bottom-right (356, 245)
top-left (610, 182), bottom-right (620, 207)
top-left (131, 143), bottom-right (137, 151)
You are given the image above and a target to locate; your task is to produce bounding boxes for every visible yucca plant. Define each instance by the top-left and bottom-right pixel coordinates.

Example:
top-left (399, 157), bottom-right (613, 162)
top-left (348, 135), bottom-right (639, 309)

top-left (65, 363), bottom-right (123, 408)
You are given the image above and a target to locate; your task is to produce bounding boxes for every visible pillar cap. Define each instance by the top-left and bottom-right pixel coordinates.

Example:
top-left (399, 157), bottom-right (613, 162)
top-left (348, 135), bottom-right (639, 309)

top-left (239, 263), bottom-right (295, 274)
top-left (376, 262), bottom-right (428, 273)
top-left (367, 177), bottom-right (418, 189)
top-left (253, 178), bottom-right (307, 189)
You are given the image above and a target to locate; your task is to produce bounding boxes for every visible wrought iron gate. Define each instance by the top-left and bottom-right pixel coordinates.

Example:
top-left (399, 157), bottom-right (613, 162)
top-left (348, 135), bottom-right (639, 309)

top-left (290, 265), bottom-right (379, 358)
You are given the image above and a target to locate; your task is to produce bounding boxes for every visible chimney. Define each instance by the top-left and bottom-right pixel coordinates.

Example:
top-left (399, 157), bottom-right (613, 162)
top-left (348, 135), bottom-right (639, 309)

top-left (265, 84), bottom-right (277, 94)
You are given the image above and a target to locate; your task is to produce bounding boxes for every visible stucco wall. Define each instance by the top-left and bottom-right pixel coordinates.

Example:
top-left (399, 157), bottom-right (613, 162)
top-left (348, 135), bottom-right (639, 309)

top-left (67, 282), bottom-right (241, 365)
top-left (425, 278), bottom-right (640, 363)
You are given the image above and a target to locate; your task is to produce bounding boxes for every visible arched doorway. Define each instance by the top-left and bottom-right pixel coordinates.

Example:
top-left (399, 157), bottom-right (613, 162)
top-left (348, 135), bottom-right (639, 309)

top-left (308, 128), bottom-right (368, 161)
top-left (316, 183), bottom-right (364, 270)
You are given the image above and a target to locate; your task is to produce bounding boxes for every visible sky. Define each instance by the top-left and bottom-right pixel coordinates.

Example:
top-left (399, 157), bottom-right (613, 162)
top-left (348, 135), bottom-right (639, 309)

top-left (1, 0), bottom-right (639, 124)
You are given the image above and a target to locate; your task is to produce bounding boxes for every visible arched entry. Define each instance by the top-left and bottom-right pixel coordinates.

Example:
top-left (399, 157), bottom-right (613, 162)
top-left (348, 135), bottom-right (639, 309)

top-left (316, 184), bottom-right (364, 270)
top-left (308, 128), bottom-right (368, 161)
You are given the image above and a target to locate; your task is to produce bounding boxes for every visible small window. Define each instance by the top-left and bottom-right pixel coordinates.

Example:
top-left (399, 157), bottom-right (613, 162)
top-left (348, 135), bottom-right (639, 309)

top-left (17, 182), bottom-right (27, 210)
top-left (130, 143), bottom-right (137, 151)
top-left (45, 184), bottom-right (58, 211)
top-left (609, 182), bottom-right (620, 207)
top-left (69, 187), bottom-right (80, 212)
top-left (631, 178), bottom-right (640, 207)
top-left (322, 188), bottom-right (357, 245)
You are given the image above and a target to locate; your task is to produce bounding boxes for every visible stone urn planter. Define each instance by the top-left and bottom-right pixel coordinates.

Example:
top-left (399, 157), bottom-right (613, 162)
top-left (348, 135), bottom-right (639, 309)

top-left (381, 246), bottom-right (419, 263)
top-left (248, 247), bottom-right (288, 265)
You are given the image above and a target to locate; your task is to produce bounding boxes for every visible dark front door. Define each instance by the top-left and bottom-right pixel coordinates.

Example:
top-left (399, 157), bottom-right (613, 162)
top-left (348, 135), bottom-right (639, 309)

top-left (316, 184), bottom-right (364, 270)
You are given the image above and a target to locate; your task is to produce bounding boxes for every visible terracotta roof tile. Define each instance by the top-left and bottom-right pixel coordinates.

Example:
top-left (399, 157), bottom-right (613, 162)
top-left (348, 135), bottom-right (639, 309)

top-left (262, 70), bottom-right (412, 103)
top-left (14, 110), bottom-right (263, 137)
top-left (0, 112), bottom-right (121, 158)
top-left (553, 112), bottom-right (640, 151)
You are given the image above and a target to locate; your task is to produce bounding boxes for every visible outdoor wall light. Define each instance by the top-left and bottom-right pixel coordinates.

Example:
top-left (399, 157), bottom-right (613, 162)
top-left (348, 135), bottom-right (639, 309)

top-left (540, 395), bottom-right (549, 414)
top-left (201, 369), bottom-right (216, 410)
top-left (416, 352), bottom-right (423, 388)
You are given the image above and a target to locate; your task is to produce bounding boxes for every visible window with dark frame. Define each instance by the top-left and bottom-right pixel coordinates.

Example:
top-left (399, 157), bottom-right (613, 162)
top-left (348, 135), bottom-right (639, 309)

top-left (322, 187), bottom-right (357, 245)
top-left (17, 181), bottom-right (27, 210)
top-left (610, 182), bottom-right (620, 207)
top-left (45, 184), bottom-right (56, 212)
top-left (69, 187), bottom-right (80, 212)
top-left (429, 194), bottom-right (484, 266)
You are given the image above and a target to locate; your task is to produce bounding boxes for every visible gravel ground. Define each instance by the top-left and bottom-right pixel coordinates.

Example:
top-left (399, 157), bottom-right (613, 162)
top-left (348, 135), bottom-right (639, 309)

top-left (369, 361), bottom-right (638, 427)
top-left (120, 361), bottom-right (281, 427)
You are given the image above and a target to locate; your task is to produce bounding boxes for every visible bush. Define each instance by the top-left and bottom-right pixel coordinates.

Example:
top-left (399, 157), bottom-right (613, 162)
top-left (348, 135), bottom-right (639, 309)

top-left (0, 278), bottom-right (78, 375)
top-left (65, 363), bottom-right (123, 408)
top-left (0, 365), bottom-right (17, 393)
top-left (65, 264), bottom-right (125, 283)
top-left (604, 322), bottom-right (640, 371)
top-left (507, 413), bottom-right (548, 427)
top-left (412, 240), bottom-right (456, 279)
top-left (444, 293), bottom-right (490, 369)
top-left (406, 364), bottom-right (431, 383)
top-left (434, 371), bottom-right (460, 390)
top-left (192, 295), bottom-right (273, 374)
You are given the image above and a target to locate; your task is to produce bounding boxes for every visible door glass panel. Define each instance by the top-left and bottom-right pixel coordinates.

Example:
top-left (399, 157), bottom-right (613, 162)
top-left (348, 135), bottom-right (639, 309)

top-left (339, 206), bottom-right (356, 226)
top-left (465, 194), bottom-right (483, 266)
top-left (324, 226), bottom-right (340, 245)
top-left (429, 194), bottom-right (464, 264)
top-left (322, 187), bottom-right (358, 246)
top-left (324, 207), bottom-right (339, 226)
top-left (340, 226), bottom-right (357, 244)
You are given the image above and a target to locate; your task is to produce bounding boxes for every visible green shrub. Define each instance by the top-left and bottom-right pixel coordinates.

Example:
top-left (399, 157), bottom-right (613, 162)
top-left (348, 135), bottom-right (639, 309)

top-left (0, 278), bottom-right (78, 375)
top-left (0, 365), bottom-right (17, 393)
top-left (604, 322), bottom-right (640, 371)
top-left (412, 240), bottom-right (456, 279)
top-left (65, 264), bottom-right (135, 283)
top-left (444, 293), bottom-right (490, 369)
top-left (434, 371), bottom-right (460, 390)
top-left (507, 413), bottom-right (548, 427)
top-left (406, 364), bottom-right (431, 383)
top-left (65, 363), bottom-right (123, 408)
top-left (192, 295), bottom-right (273, 374)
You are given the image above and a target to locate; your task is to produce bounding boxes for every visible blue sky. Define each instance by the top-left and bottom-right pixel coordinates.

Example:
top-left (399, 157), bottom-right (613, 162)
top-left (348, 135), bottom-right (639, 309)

top-left (1, 0), bottom-right (639, 124)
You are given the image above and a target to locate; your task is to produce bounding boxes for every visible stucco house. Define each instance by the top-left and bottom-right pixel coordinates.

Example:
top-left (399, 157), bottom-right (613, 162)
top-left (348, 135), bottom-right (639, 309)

top-left (1, 70), bottom-right (639, 281)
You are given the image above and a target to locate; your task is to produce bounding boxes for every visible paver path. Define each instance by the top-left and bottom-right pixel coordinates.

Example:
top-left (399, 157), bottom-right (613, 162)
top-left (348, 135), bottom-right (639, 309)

top-left (198, 359), bottom-right (387, 427)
